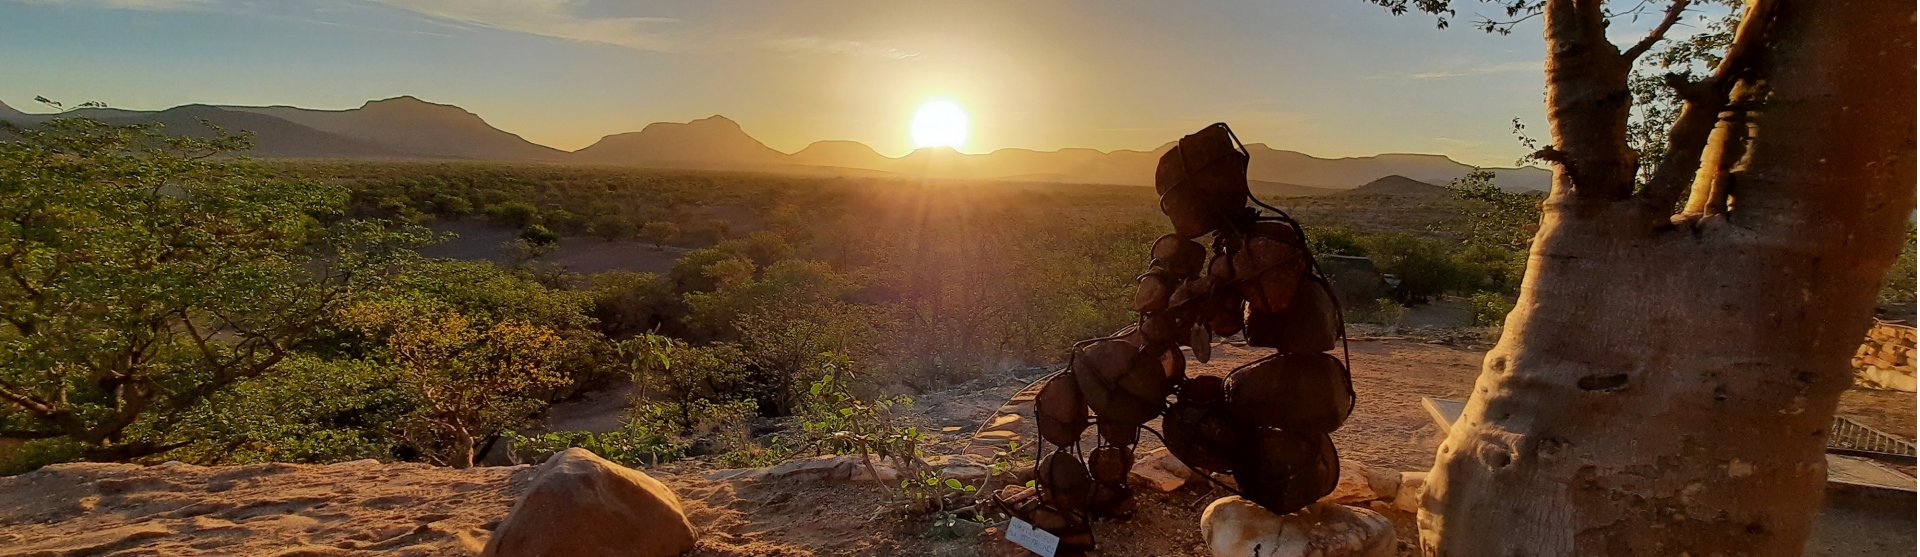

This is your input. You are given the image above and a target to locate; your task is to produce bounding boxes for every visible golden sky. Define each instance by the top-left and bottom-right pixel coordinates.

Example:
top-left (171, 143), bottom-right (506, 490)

top-left (1, 0), bottom-right (1707, 166)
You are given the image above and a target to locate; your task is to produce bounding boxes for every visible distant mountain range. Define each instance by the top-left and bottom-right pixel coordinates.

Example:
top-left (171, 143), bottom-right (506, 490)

top-left (0, 97), bottom-right (1551, 192)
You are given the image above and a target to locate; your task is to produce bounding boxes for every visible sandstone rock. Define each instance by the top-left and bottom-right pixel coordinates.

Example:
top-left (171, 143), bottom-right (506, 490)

top-left (1365, 466), bottom-right (1400, 501)
top-left (924, 454), bottom-right (992, 486)
top-left (849, 461), bottom-right (900, 483)
top-left (1392, 472), bottom-right (1427, 513)
top-left (1200, 497), bottom-right (1394, 557)
top-left (482, 448), bottom-right (696, 557)
top-left (1130, 448), bottom-right (1195, 492)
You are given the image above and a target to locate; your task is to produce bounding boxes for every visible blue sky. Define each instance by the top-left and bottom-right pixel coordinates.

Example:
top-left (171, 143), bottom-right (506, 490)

top-left (0, 0), bottom-right (1711, 165)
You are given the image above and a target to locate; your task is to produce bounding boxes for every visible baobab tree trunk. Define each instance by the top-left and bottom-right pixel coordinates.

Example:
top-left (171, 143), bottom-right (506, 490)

top-left (1418, 1), bottom-right (1915, 555)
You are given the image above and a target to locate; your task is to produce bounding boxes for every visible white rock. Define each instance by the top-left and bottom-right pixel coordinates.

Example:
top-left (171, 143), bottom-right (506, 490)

top-left (1130, 448), bottom-right (1195, 492)
top-left (1200, 497), bottom-right (1395, 557)
top-left (1392, 472), bottom-right (1427, 513)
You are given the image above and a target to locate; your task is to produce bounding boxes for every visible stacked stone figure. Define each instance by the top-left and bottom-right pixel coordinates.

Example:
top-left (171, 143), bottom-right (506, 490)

top-left (1019, 123), bottom-right (1354, 549)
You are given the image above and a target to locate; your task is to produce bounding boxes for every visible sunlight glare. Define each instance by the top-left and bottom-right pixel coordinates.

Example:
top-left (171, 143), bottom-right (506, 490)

top-left (910, 99), bottom-right (969, 149)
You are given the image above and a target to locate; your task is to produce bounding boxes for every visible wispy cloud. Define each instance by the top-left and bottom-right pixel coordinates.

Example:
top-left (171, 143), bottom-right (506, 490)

top-left (763, 35), bottom-right (917, 60)
top-left (4, 0), bottom-right (213, 10)
top-left (1406, 60), bottom-right (1540, 80)
top-left (368, 0), bottom-right (681, 51)
top-left (364, 1), bottom-right (917, 61)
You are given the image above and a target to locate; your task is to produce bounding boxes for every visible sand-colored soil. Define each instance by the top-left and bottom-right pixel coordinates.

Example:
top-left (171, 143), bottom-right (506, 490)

top-left (1, 338), bottom-right (1910, 556)
top-left (0, 460), bottom-right (528, 556)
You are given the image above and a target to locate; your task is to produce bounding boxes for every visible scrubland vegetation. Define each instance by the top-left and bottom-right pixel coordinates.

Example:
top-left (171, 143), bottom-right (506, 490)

top-left (2, 120), bottom-right (1909, 475)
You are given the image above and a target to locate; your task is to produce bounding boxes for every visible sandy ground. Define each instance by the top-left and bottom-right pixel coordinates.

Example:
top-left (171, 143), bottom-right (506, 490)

top-left (1, 338), bottom-right (1911, 556)
top-left (0, 460), bottom-right (527, 556)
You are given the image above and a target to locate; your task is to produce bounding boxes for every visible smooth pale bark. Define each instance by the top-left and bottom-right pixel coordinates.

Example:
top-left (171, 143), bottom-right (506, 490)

top-left (1417, 1), bottom-right (1915, 555)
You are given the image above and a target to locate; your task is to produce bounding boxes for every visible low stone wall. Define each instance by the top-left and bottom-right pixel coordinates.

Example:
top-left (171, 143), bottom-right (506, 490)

top-left (1853, 320), bottom-right (1916, 391)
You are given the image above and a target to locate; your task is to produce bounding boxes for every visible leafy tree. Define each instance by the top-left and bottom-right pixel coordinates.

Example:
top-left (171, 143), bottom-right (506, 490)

top-left (585, 271), bottom-right (680, 338)
top-left (339, 300), bottom-right (570, 468)
top-left (519, 224), bottom-right (560, 246)
top-left (1372, 1), bottom-right (1914, 554)
top-left (669, 248), bottom-right (754, 293)
top-left (1306, 226), bottom-right (1368, 256)
top-left (618, 334), bottom-right (751, 433)
top-left (587, 213), bottom-right (635, 241)
top-left (733, 300), bottom-right (891, 415)
top-left (638, 221), bottom-right (680, 248)
top-left (0, 119), bottom-right (423, 462)
top-left (163, 356), bottom-right (405, 467)
top-left (1446, 169), bottom-right (1542, 251)
top-left (428, 193), bottom-right (473, 217)
top-left (683, 260), bottom-right (857, 340)
top-left (485, 201), bottom-right (539, 228)
top-left (1359, 233), bottom-right (1473, 303)
top-left (715, 231), bottom-right (796, 267)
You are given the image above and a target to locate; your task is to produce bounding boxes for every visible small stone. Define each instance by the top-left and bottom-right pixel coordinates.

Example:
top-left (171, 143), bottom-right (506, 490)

top-left (924, 454), bottom-right (991, 486)
top-left (1365, 466), bottom-right (1401, 500)
top-left (1131, 448), bottom-right (1195, 492)
top-left (1200, 497), bottom-right (1394, 557)
top-left (849, 461), bottom-right (899, 483)
top-left (1393, 472), bottom-right (1427, 513)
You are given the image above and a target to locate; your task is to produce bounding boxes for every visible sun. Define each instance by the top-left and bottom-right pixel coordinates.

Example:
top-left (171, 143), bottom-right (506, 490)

top-left (910, 99), bottom-right (969, 149)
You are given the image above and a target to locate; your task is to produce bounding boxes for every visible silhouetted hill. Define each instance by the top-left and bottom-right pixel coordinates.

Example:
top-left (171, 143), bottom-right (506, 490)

top-left (773, 139), bottom-right (1546, 191)
top-left (227, 96), bottom-right (565, 161)
top-left (788, 140), bottom-right (892, 169)
top-left (92, 105), bottom-right (416, 158)
top-left (1342, 175), bottom-right (1452, 198)
top-left (1250, 180), bottom-right (1343, 197)
top-left (0, 101), bottom-right (26, 124)
top-left (0, 96), bottom-right (1551, 191)
top-left (571, 115), bottom-right (786, 167)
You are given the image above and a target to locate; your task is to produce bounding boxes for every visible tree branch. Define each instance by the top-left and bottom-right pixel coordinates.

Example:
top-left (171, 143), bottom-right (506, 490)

top-left (0, 429), bottom-right (62, 440)
top-left (1623, 0), bottom-right (1692, 62)
top-left (1540, 0), bottom-right (1638, 199)
top-left (1640, 0), bottom-right (1776, 213)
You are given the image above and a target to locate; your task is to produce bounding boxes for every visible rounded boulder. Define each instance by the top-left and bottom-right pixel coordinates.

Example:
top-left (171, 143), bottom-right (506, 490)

top-left (482, 448), bottom-right (697, 557)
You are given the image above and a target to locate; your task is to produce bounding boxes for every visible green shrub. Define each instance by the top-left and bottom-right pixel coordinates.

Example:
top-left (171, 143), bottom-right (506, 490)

top-left (1307, 226), bottom-right (1367, 256)
top-left (505, 428), bottom-right (688, 468)
top-left (0, 118), bottom-right (427, 465)
top-left (485, 200), bottom-right (539, 228)
top-left (519, 224), bottom-right (560, 246)
top-left (1360, 233), bottom-right (1473, 303)
top-left (588, 213), bottom-right (635, 241)
top-left (792, 356), bottom-right (922, 468)
top-left (586, 272), bottom-right (680, 338)
top-left (639, 221), bottom-right (680, 248)
top-left (1470, 291), bottom-right (1517, 327)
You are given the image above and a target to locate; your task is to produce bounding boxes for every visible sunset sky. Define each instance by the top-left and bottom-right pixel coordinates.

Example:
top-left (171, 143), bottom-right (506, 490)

top-left (0, 0), bottom-right (1709, 166)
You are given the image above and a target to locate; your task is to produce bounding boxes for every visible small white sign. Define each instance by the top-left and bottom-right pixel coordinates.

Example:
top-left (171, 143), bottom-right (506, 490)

top-left (1005, 517), bottom-right (1061, 557)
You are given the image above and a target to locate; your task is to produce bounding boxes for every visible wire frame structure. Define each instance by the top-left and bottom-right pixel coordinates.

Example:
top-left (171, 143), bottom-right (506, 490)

top-left (992, 123), bottom-right (1356, 554)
